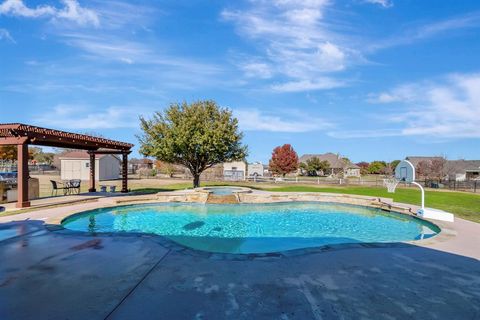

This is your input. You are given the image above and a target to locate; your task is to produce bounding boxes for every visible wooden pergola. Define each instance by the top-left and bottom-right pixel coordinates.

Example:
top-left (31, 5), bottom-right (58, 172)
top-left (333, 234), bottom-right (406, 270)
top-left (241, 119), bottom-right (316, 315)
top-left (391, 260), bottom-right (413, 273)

top-left (0, 123), bottom-right (134, 208)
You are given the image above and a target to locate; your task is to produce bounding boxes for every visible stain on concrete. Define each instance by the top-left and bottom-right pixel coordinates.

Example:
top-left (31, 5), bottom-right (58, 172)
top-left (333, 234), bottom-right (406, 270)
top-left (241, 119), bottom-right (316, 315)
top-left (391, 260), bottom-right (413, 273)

top-left (70, 238), bottom-right (103, 251)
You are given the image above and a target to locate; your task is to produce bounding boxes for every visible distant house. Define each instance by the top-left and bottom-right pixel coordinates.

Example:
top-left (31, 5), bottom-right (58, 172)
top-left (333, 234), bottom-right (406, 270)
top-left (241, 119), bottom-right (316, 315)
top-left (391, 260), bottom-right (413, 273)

top-left (129, 158), bottom-right (154, 173)
top-left (247, 162), bottom-right (265, 177)
top-left (263, 164), bottom-right (271, 177)
top-left (59, 151), bottom-right (121, 181)
top-left (404, 156), bottom-right (443, 168)
top-left (447, 160), bottom-right (480, 181)
top-left (299, 153), bottom-right (361, 177)
top-left (406, 156), bottom-right (480, 181)
top-left (223, 161), bottom-right (247, 181)
top-left (344, 164), bottom-right (361, 177)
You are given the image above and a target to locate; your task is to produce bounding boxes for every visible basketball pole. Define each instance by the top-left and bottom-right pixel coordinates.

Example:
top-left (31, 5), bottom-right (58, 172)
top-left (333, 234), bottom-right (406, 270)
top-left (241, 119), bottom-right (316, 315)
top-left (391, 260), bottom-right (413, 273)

top-left (411, 181), bottom-right (425, 212)
top-left (395, 160), bottom-right (454, 222)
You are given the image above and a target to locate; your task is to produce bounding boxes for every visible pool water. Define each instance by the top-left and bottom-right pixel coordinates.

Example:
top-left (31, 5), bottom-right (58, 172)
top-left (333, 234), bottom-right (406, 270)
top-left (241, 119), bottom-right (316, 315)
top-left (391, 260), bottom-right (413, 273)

top-left (204, 187), bottom-right (243, 195)
top-left (62, 202), bottom-right (440, 254)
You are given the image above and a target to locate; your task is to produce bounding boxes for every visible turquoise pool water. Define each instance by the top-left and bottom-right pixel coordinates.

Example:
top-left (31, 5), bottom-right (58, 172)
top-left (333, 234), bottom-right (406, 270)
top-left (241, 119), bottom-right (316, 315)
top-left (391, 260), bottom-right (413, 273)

top-left (62, 202), bottom-right (439, 254)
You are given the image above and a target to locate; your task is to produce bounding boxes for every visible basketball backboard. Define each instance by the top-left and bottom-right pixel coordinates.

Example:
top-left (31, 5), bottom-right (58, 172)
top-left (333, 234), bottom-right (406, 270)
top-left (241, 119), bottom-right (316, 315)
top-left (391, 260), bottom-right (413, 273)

top-left (395, 160), bottom-right (415, 183)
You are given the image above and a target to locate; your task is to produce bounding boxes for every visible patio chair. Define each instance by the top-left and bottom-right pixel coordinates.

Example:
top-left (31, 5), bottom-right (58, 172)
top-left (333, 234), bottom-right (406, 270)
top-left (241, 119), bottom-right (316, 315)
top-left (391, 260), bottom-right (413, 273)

top-left (68, 179), bottom-right (81, 194)
top-left (50, 180), bottom-right (68, 196)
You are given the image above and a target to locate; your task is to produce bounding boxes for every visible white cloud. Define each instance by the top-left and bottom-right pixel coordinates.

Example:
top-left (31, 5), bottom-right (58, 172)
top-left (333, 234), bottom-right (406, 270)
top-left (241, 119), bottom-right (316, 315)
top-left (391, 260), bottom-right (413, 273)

top-left (37, 105), bottom-right (333, 133)
top-left (271, 78), bottom-right (345, 92)
top-left (2, 1), bottom-right (223, 91)
top-left (223, 1), bottom-right (480, 88)
top-left (369, 12), bottom-right (480, 51)
top-left (396, 74), bottom-right (480, 137)
top-left (0, 28), bottom-right (15, 43)
top-left (0, 0), bottom-right (55, 17)
top-left (240, 61), bottom-right (274, 79)
top-left (328, 129), bottom-right (401, 138)
top-left (0, 0), bottom-right (99, 26)
top-left (86, 0), bottom-right (157, 30)
top-left (59, 32), bottom-right (221, 78)
top-left (366, 83), bottom-right (420, 103)
top-left (334, 73), bottom-right (480, 138)
top-left (34, 105), bottom-right (143, 129)
top-left (234, 108), bottom-right (332, 132)
top-left (61, 33), bottom-right (148, 64)
top-left (54, 0), bottom-right (99, 26)
top-left (222, 0), bottom-right (356, 92)
top-left (363, 0), bottom-right (393, 8)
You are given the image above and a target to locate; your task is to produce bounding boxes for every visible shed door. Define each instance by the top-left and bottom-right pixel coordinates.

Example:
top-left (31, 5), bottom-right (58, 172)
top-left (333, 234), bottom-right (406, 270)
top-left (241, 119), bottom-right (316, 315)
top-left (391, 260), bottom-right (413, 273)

top-left (64, 161), bottom-right (82, 180)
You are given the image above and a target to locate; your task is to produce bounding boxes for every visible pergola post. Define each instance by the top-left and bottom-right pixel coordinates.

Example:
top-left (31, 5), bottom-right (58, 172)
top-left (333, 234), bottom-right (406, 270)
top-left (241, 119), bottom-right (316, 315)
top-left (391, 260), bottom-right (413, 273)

top-left (16, 142), bottom-right (30, 208)
top-left (121, 152), bottom-right (128, 193)
top-left (88, 152), bottom-right (96, 192)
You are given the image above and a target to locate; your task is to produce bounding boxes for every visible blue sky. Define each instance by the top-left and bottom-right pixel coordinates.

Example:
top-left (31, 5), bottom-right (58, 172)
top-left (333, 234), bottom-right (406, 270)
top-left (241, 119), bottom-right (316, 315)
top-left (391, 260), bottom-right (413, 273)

top-left (1, 0), bottom-right (480, 163)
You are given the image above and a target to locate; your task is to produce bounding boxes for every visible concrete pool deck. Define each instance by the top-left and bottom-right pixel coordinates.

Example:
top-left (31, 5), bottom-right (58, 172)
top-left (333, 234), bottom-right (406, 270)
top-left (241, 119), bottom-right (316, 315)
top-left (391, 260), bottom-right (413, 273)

top-left (0, 192), bottom-right (479, 319)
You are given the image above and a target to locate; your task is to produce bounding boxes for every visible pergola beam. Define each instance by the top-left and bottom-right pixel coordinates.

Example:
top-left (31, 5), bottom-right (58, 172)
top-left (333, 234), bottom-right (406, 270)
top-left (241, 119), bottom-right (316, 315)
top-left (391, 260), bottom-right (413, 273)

top-left (0, 123), bottom-right (132, 151)
top-left (0, 137), bottom-right (29, 145)
top-left (90, 150), bottom-right (132, 155)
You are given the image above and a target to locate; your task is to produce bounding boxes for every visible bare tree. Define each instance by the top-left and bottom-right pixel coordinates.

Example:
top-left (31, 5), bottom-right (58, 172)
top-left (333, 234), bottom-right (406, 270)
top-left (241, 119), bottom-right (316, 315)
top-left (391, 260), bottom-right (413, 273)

top-left (416, 160), bottom-right (431, 179)
top-left (430, 158), bottom-right (447, 180)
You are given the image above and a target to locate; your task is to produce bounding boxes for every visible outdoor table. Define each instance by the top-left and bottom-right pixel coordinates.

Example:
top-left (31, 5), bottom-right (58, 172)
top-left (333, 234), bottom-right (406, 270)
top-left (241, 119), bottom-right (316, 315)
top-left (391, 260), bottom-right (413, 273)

top-left (63, 180), bottom-right (81, 195)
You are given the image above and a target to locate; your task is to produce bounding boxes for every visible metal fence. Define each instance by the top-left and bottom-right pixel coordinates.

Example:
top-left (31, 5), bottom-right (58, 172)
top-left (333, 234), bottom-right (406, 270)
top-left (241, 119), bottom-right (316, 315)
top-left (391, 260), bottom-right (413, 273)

top-left (240, 176), bottom-right (479, 193)
top-left (244, 176), bottom-right (387, 186)
top-left (0, 165), bottom-right (58, 175)
top-left (146, 174), bottom-right (479, 193)
top-left (422, 179), bottom-right (479, 193)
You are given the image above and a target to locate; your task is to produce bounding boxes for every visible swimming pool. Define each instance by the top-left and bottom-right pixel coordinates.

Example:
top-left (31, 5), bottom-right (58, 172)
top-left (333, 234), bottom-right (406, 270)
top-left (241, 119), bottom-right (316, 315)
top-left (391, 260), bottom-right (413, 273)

top-left (62, 202), bottom-right (440, 254)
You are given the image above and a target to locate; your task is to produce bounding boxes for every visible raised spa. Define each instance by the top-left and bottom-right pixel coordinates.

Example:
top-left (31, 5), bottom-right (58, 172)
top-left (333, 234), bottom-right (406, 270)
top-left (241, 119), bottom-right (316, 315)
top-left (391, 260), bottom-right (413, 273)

top-left (203, 187), bottom-right (244, 195)
top-left (62, 202), bottom-right (439, 254)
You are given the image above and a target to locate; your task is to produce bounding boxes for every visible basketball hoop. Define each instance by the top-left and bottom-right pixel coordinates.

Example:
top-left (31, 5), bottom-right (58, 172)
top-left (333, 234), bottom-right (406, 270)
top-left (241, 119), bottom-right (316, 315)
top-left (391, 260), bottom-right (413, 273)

top-left (391, 160), bottom-right (454, 222)
top-left (383, 178), bottom-right (399, 193)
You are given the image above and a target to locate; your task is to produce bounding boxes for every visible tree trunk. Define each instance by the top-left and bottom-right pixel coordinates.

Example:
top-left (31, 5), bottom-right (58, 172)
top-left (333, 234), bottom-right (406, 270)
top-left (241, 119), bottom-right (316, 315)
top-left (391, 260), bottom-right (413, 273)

top-left (193, 174), bottom-right (200, 188)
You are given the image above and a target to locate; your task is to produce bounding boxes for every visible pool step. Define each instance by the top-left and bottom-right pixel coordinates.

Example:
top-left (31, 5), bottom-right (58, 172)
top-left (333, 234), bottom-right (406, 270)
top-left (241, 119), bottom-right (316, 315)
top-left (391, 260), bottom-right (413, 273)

top-left (206, 194), bottom-right (239, 204)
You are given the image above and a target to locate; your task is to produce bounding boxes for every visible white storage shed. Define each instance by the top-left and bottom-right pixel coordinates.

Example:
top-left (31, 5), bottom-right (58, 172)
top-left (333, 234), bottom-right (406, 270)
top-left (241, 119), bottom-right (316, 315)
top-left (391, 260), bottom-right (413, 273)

top-left (60, 151), bottom-right (121, 181)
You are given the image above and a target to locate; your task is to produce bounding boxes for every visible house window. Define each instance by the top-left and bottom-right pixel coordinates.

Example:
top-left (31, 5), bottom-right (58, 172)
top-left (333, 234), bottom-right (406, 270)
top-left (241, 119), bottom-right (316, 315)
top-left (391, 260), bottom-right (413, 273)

top-left (86, 163), bottom-right (90, 168)
top-left (232, 167), bottom-right (237, 170)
